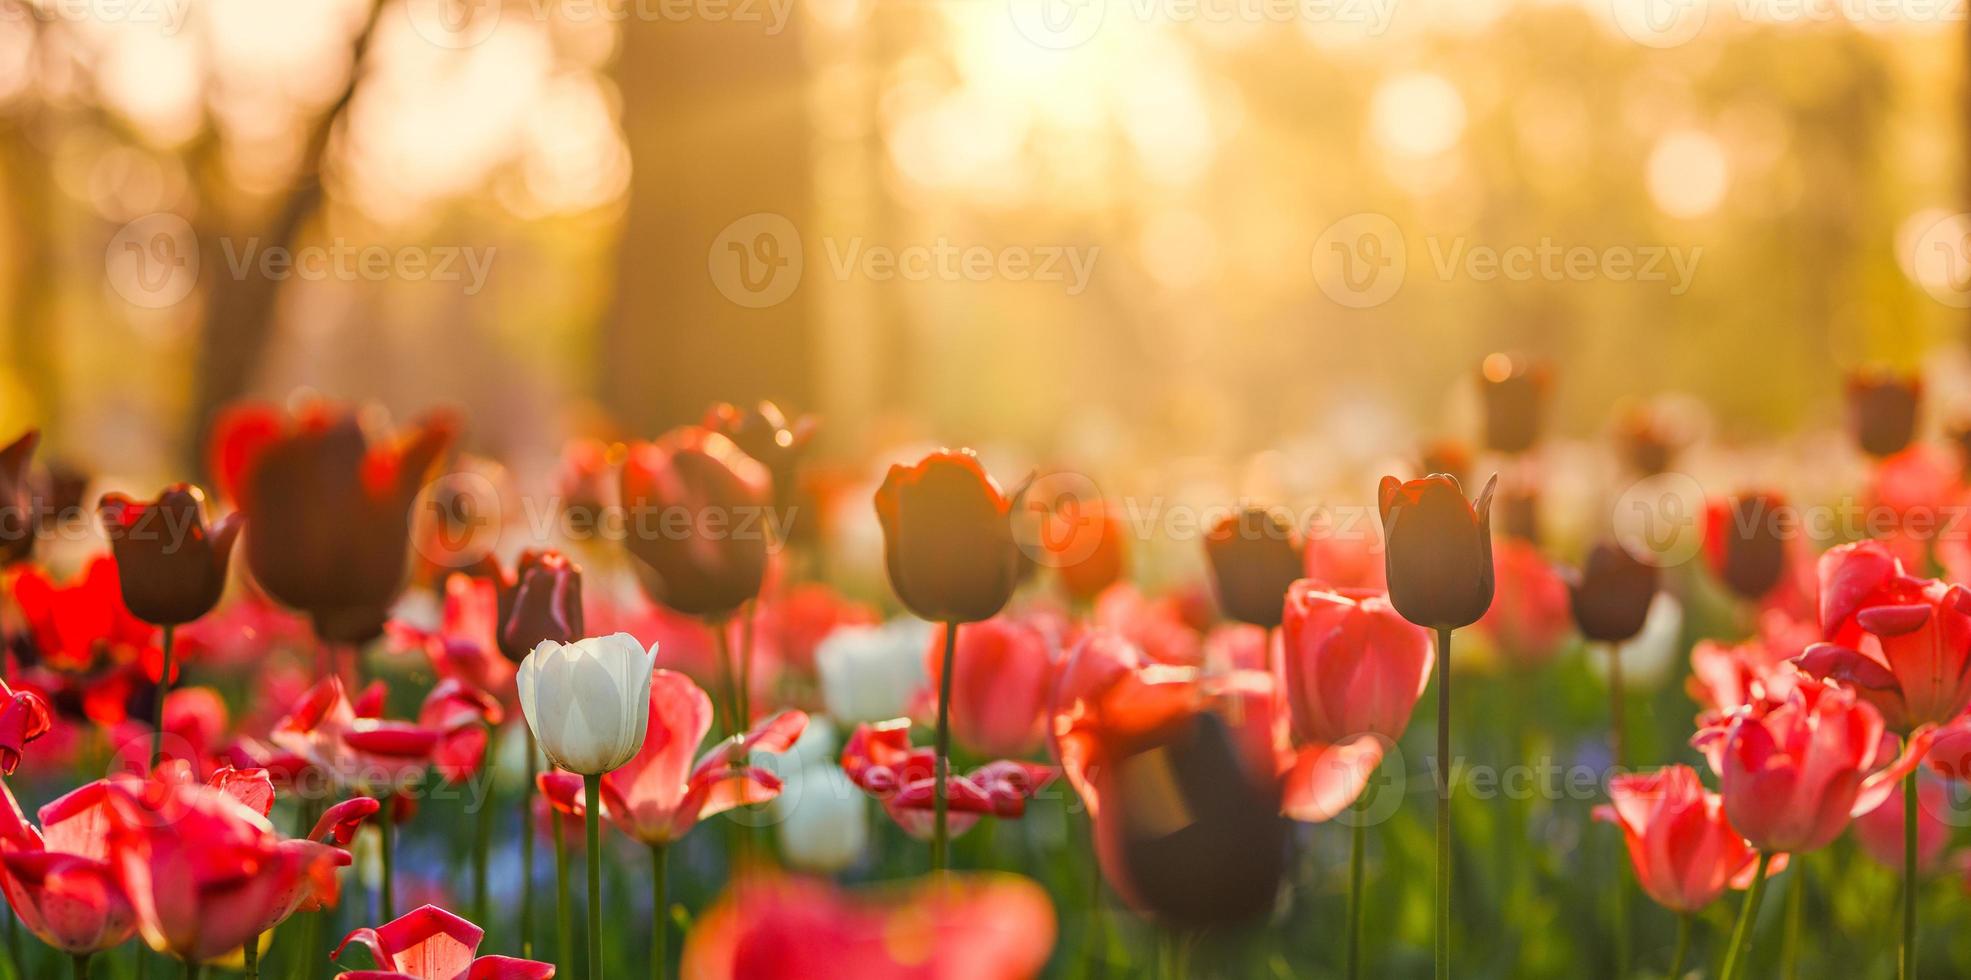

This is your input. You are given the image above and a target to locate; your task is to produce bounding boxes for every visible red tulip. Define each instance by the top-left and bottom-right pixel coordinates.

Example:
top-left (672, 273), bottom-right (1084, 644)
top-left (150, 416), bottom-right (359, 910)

top-left (1687, 616), bottom-right (1813, 720)
top-left (704, 400), bottom-right (816, 517)
top-left (391, 572), bottom-right (517, 707)
top-left (761, 583), bottom-right (877, 680)
top-left (598, 669), bottom-right (807, 845)
top-left (11, 555), bottom-right (159, 674)
top-left (0, 429), bottom-right (39, 566)
top-left (1852, 772), bottom-right (1951, 874)
top-left (1847, 368), bottom-right (1922, 458)
top-left (0, 777), bottom-right (137, 954)
top-left (483, 551), bottom-right (585, 664)
top-left (874, 451), bottom-right (1026, 625)
top-left (681, 873), bottom-right (1055, 980)
top-left (418, 679), bottom-right (502, 784)
top-left (925, 618), bottom-right (1054, 758)
top-left (97, 485), bottom-right (243, 627)
top-left (1692, 677), bottom-right (1931, 854)
top-left (1592, 766), bottom-right (1759, 914)
top-left (234, 405), bottom-right (454, 645)
top-left (1377, 474), bottom-right (1497, 630)
top-left (334, 904), bottom-right (555, 978)
top-left (273, 678), bottom-right (441, 791)
top-left (840, 720), bottom-right (1055, 840)
top-left (1281, 582), bottom-right (1433, 745)
top-left (0, 678), bottom-right (51, 775)
top-left (1703, 493), bottom-right (1789, 603)
top-left (1477, 538), bottom-right (1572, 668)
top-left (620, 427), bottom-right (773, 620)
top-left (1794, 540), bottom-right (1971, 731)
top-left (1302, 523), bottom-right (1385, 593)
top-left (1091, 584), bottom-right (1203, 668)
top-left (1202, 507), bottom-right (1302, 629)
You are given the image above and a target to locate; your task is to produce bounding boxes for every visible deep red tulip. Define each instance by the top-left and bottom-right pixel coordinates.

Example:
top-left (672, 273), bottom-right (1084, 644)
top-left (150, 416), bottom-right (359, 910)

top-left (704, 400), bottom-right (816, 506)
top-left (0, 678), bottom-right (51, 775)
top-left (1477, 353), bottom-right (1549, 454)
top-left (1377, 473), bottom-right (1497, 630)
top-left (1852, 772), bottom-right (1951, 874)
top-left (1281, 582), bottom-right (1433, 745)
top-left (481, 550), bottom-right (585, 663)
top-left (1203, 508), bottom-right (1303, 629)
top-left (925, 617), bottom-right (1054, 758)
top-left (98, 484), bottom-right (242, 627)
top-left (11, 555), bottom-right (159, 674)
top-left (621, 427), bottom-right (773, 620)
top-left (235, 406), bottom-right (454, 645)
top-left (681, 873), bottom-right (1055, 980)
top-left (1847, 369), bottom-right (1921, 458)
top-left (1477, 538), bottom-right (1572, 668)
top-left (1567, 541), bottom-right (1659, 644)
top-left (598, 669), bottom-right (806, 845)
top-left (1692, 677), bottom-right (1931, 854)
top-left (873, 451), bottom-right (1026, 625)
top-left (0, 430), bottom-right (38, 566)
top-left (1794, 540), bottom-right (1971, 731)
top-left (334, 904), bottom-right (555, 979)
top-left (0, 777), bottom-right (136, 954)
top-left (391, 572), bottom-right (518, 706)
top-left (1703, 493), bottom-right (1789, 603)
top-left (840, 720), bottom-right (1055, 840)
top-left (1039, 497), bottom-right (1128, 603)
top-left (1592, 766), bottom-right (1759, 914)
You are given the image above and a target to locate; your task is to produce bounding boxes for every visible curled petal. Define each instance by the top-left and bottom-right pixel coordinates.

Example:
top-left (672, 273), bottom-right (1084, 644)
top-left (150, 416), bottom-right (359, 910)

top-left (310, 797), bottom-right (382, 845)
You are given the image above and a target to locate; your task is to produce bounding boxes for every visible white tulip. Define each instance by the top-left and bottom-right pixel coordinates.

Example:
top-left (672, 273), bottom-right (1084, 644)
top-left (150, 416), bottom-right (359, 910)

top-left (773, 761), bottom-right (868, 873)
top-left (815, 618), bottom-right (932, 724)
top-left (516, 633), bottom-right (661, 775)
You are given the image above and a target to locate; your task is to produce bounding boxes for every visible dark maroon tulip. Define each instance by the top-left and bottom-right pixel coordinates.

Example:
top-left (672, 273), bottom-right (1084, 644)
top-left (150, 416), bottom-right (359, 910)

top-left (1419, 439), bottom-right (1472, 488)
top-left (1095, 712), bottom-right (1288, 929)
top-left (0, 430), bottom-right (38, 566)
top-left (704, 401), bottom-right (814, 492)
top-left (1568, 541), bottom-right (1658, 643)
top-left (495, 550), bottom-right (584, 662)
top-left (1378, 473), bottom-right (1498, 630)
top-left (874, 450), bottom-right (1025, 625)
top-left (1617, 405), bottom-right (1680, 477)
top-left (1846, 370), bottom-right (1921, 458)
top-left (1500, 486), bottom-right (1540, 544)
top-left (1704, 493), bottom-right (1787, 602)
top-left (1203, 508), bottom-right (1303, 629)
top-left (620, 427), bottom-right (772, 620)
top-left (97, 485), bottom-right (243, 627)
top-left (239, 408), bottom-right (455, 645)
top-left (1478, 354), bottom-right (1549, 455)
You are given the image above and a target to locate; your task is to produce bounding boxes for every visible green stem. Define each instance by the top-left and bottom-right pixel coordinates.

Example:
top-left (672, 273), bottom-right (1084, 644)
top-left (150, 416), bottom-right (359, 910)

top-left (1719, 851), bottom-right (1773, 980)
top-left (1606, 641), bottom-right (1626, 769)
top-left (522, 730), bottom-right (538, 959)
top-left (713, 621), bottom-right (740, 740)
top-left (1346, 780), bottom-right (1370, 980)
top-left (1434, 626), bottom-right (1453, 980)
top-left (242, 932), bottom-right (258, 979)
top-left (585, 775), bottom-right (603, 980)
top-left (378, 795), bottom-right (395, 921)
top-left (474, 767), bottom-right (494, 928)
top-left (1780, 857), bottom-right (1802, 980)
top-left (650, 844), bottom-right (668, 980)
top-left (183, 962), bottom-right (200, 980)
top-left (1668, 914), bottom-right (1692, 979)
top-left (1613, 817), bottom-right (1631, 980)
top-left (554, 799), bottom-right (572, 968)
top-left (71, 954), bottom-right (89, 980)
top-left (3, 908), bottom-right (19, 980)
top-left (931, 621), bottom-right (959, 873)
top-left (737, 600), bottom-right (756, 730)
top-left (150, 625), bottom-right (175, 771)
top-left (1902, 766), bottom-right (1918, 980)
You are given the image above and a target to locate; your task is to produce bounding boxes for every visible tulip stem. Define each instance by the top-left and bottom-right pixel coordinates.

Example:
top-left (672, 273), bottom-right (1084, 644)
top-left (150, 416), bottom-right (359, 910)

top-left (378, 794), bottom-right (396, 921)
top-left (522, 730), bottom-right (538, 959)
top-left (1780, 862), bottom-right (1802, 980)
top-left (650, 843), bottom-right (668, 980)
top-left (1902, 766), bottom-right (1918, 980)
top-left (1719, 851), bottom-right (1772, 980)
top-left (70, 954), bottom-right (88, 980)
top-left (931, 621), bottom-right (959, 873)
top-left (1346, 780), bottom-right (1370, 980)
top-left (150, 624), bottom-right (175, 771)
top-left (1668, 914), bottom-right (1691, 979)
top-left (1433, 626), bottom-right (1452, 980)
top-left (555, 797), bottom-right (572, 968)
top-left (183, 963), bottom-right (200, 980)
top-left (243, 933), bottom-right (258, 979)
top-left (737, 600), bottom-right (756, 730)
top-left (584, 774), bottom-right (603, 980)
top-left (1605, 641), bottom-right (1625, 769)
top-left (474, 768), bottom-right (494, 927)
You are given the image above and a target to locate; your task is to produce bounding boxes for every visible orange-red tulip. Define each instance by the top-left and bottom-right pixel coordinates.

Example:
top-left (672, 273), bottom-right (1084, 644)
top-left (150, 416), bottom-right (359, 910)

top-left (1593, 765), bottom-right (1759, 914)
top-left (874, 450), bottom-right (1025, 625)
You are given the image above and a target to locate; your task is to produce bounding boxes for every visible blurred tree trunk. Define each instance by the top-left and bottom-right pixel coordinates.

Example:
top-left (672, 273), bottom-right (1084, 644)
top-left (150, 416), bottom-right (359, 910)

top-left (602, 16), bottom-right (813, 436)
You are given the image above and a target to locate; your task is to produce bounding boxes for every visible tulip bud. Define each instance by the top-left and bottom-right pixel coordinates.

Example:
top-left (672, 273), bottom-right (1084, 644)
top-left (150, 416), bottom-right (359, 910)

top-left (1095, 712), bottom-right (1288, 929)
top-left (498, 551), bottom-right (585, 663)
top-left (620, 428), bottom-right (773, 620)
top-left (0, 430), bottom-right (38, 567)
top-left (1568, 541), bottom-right (1659, 644)
top-left (703, 400), bottom-right (815, 510)
top-left (516, 633), bottom-right (660, 775)
top-left (1202, 508), bottom-right (1302, 629)
top-left (1478, 353), bottom-right (1549, 455)
top-left (1703, 493), bottom-right (1787, 602)
top-left (98, 485), bottom-right (243, 627)
top-left (874, 451), bottom-right (1025, 625)
top-left (1377, 473), bottom-right (1497, 631)
top-left (1846, 369), bottom-right (1920, 458)
top-left (1616, 403), bottom-right (1684, 477)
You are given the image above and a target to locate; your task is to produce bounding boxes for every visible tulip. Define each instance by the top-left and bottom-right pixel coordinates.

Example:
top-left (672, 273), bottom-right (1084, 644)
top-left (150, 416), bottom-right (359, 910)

top-left (1477, 353), bottom-right (1549, 454)
top-left (1419, 439), bottom-right (1472, 488)
top-left (703, 400), bottom-right (816, 518)
top-left (1616, 402), bottom-right (1683, 476)
top-left (517, 632), bottom-right (659, 980)
top-left (1853, 774), bottom-right (1951, 874)
top-left (814, 619), bottom-right (931, 724)
top-left (333, 904), bottom-right (555, 979)
top-left (235, 405), bottom-right (454, 647)
top-left (1688, 633), bottom-right (1801, 720)
top-left (0, 430), bottom-right (38, 566)
top-left (768, 722), bottom-right (868, 874)
top-left (1477, 537), bottom-right (1571, 669)
top-left (1568, 541), bottom-right (1659, 765)
top-left (1794, 540), bottom-right (1971, 731)
top-left (926, 617), bottom-right (1053, 758)
top-left (1593, 766), bottom-right (1760, 978)
top-left (680, 873), bottom-right (1056, 979)
top-left (1201, 508), bottom-right (1302, 630)
top-left (840, 719), bottom-right (1055, 843)
top-left (0, 679), bottom-right (50, 776)
top-left (1376, 470), bottom-right (1494, 980)
top-left (0, 778), bottom-right (137, 961)
top-left (494, 551), bottom-right (586, 664)
top-left (1703, 493), bottom-right (1788, 603)
top-left (1091, 584), bottom-right (1205, 667)
top-left (1848, 369), bottom-right (1922, 458)
top-left (1038, 496), bottom-right (1127, 604)
top-left (620, 427), bottom-right (772, 621)
top-left (11, 554), bottom-right (158, 674)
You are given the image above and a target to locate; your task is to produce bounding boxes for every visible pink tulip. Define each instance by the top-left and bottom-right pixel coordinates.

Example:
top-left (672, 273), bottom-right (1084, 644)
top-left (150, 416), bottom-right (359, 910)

top-left (925, 617), bottom-right (1054, 758)
top-left (1476, 537), bottom-right (1572, 669)
top-left (334, 903), bottom-right (555, 978)
top-left (1281, 582), bottom-right (1433, 745)
top-left (1592, 766), bottom-right (1760, 914)
top-left (1852, 773), bottom-right (1952, 874)
top-left (0, 777), bottom-right (137, 954)
top-left (273, 677), bottom-right (441, 791)
top-left (1795, 540), bottom-right (1971, 731)
top-left (0, 677), bottom-right (51, 774)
